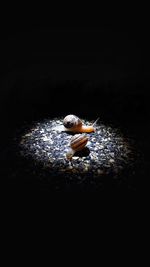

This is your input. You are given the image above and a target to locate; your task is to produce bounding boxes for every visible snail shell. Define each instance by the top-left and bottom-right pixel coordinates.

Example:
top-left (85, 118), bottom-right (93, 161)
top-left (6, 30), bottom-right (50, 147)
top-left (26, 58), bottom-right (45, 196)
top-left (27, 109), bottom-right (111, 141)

top-left (63, 114), bottom-right (96, 133)
top-left (66, 134), bottom-right (89, 160)
top-left (63, 115), bottom-right (82, 131)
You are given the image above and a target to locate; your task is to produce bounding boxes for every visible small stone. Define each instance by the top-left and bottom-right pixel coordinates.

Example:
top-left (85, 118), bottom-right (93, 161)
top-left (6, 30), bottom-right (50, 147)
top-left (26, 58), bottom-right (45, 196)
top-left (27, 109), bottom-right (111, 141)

top-left (97, 169), bottom-right (104, 175)
top-left (109, 159), bottom-right (115, 163)
top-left (99, 145), bottom-right (104, 149)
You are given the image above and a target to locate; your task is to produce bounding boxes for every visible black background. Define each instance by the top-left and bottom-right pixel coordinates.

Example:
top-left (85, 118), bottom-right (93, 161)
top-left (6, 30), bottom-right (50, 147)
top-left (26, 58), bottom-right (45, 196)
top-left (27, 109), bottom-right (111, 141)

top-left (1, 22), bottom-right (149, 193)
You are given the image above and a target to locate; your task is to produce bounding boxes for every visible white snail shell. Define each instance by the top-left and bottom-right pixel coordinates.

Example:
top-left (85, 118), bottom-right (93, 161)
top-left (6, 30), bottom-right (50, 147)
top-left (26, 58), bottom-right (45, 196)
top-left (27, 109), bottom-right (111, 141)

top-left (63, 114), bottom-right (95, 133)
top-left (63, 115), bottom-right (82, 131)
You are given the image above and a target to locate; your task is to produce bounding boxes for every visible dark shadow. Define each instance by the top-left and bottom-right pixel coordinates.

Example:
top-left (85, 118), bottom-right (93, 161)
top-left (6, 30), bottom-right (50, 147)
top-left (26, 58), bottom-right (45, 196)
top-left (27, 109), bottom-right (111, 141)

top-left (74, 147), bottom-right (90, 157)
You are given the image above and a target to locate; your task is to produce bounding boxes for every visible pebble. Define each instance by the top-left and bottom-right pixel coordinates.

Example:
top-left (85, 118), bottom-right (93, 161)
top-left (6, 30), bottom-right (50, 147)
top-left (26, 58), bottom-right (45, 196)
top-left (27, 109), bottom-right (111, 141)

top-left (97, 169), bottom-right (104, 175)
top-left (109, 159), bottom-right (115, 163)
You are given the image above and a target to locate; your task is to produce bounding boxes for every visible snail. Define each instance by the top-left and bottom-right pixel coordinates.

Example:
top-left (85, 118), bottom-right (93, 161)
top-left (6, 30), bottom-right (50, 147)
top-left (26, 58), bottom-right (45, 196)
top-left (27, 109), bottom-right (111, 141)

top-left (63, 115), bottom-right (99, 133)
top-left (66, 134), bottom-right (89, 160)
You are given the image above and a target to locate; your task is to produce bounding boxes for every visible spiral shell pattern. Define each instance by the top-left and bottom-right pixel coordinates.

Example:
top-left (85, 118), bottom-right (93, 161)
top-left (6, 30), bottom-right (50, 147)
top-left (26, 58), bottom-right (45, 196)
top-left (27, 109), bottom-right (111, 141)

top-left (70, 134), bottom-right (88, 152)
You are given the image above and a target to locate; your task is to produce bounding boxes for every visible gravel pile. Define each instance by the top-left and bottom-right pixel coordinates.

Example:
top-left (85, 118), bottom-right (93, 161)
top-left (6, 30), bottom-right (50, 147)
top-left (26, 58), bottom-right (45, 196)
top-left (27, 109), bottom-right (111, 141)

top-left (18, 118), bottom-right (136, 187)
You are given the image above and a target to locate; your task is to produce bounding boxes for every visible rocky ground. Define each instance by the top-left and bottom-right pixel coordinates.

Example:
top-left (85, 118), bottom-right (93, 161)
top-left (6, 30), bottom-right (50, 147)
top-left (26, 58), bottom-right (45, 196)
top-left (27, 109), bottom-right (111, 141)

top-left (1, 117), bottom-right (139, 192)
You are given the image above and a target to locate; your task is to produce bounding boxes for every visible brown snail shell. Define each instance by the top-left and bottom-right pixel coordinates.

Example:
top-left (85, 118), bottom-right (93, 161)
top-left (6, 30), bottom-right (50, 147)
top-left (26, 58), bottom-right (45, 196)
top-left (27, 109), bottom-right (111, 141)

top-left (63, 114), bottom-right (97, 133)
top-left (66, 134), bottom-right (89, 160)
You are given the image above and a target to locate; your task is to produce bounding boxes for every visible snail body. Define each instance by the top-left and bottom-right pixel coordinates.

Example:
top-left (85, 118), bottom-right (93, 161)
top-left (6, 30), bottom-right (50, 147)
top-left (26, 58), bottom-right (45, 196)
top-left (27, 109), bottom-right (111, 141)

top-left (63, 114), bottom-right (98, 133)
top-left (66, 134), bottom-right (88, 160)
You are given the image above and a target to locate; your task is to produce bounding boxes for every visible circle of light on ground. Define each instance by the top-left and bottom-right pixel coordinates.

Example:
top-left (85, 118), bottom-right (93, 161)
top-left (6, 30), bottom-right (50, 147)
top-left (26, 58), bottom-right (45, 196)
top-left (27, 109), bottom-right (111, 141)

top-left (19, 118), bottom-right (135, 181)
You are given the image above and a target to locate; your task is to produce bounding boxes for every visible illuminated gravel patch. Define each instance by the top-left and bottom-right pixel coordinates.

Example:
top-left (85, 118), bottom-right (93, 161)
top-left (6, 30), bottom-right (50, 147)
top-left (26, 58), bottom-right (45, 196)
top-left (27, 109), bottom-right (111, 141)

top-left (19, 118), bottom-right (135, 182)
